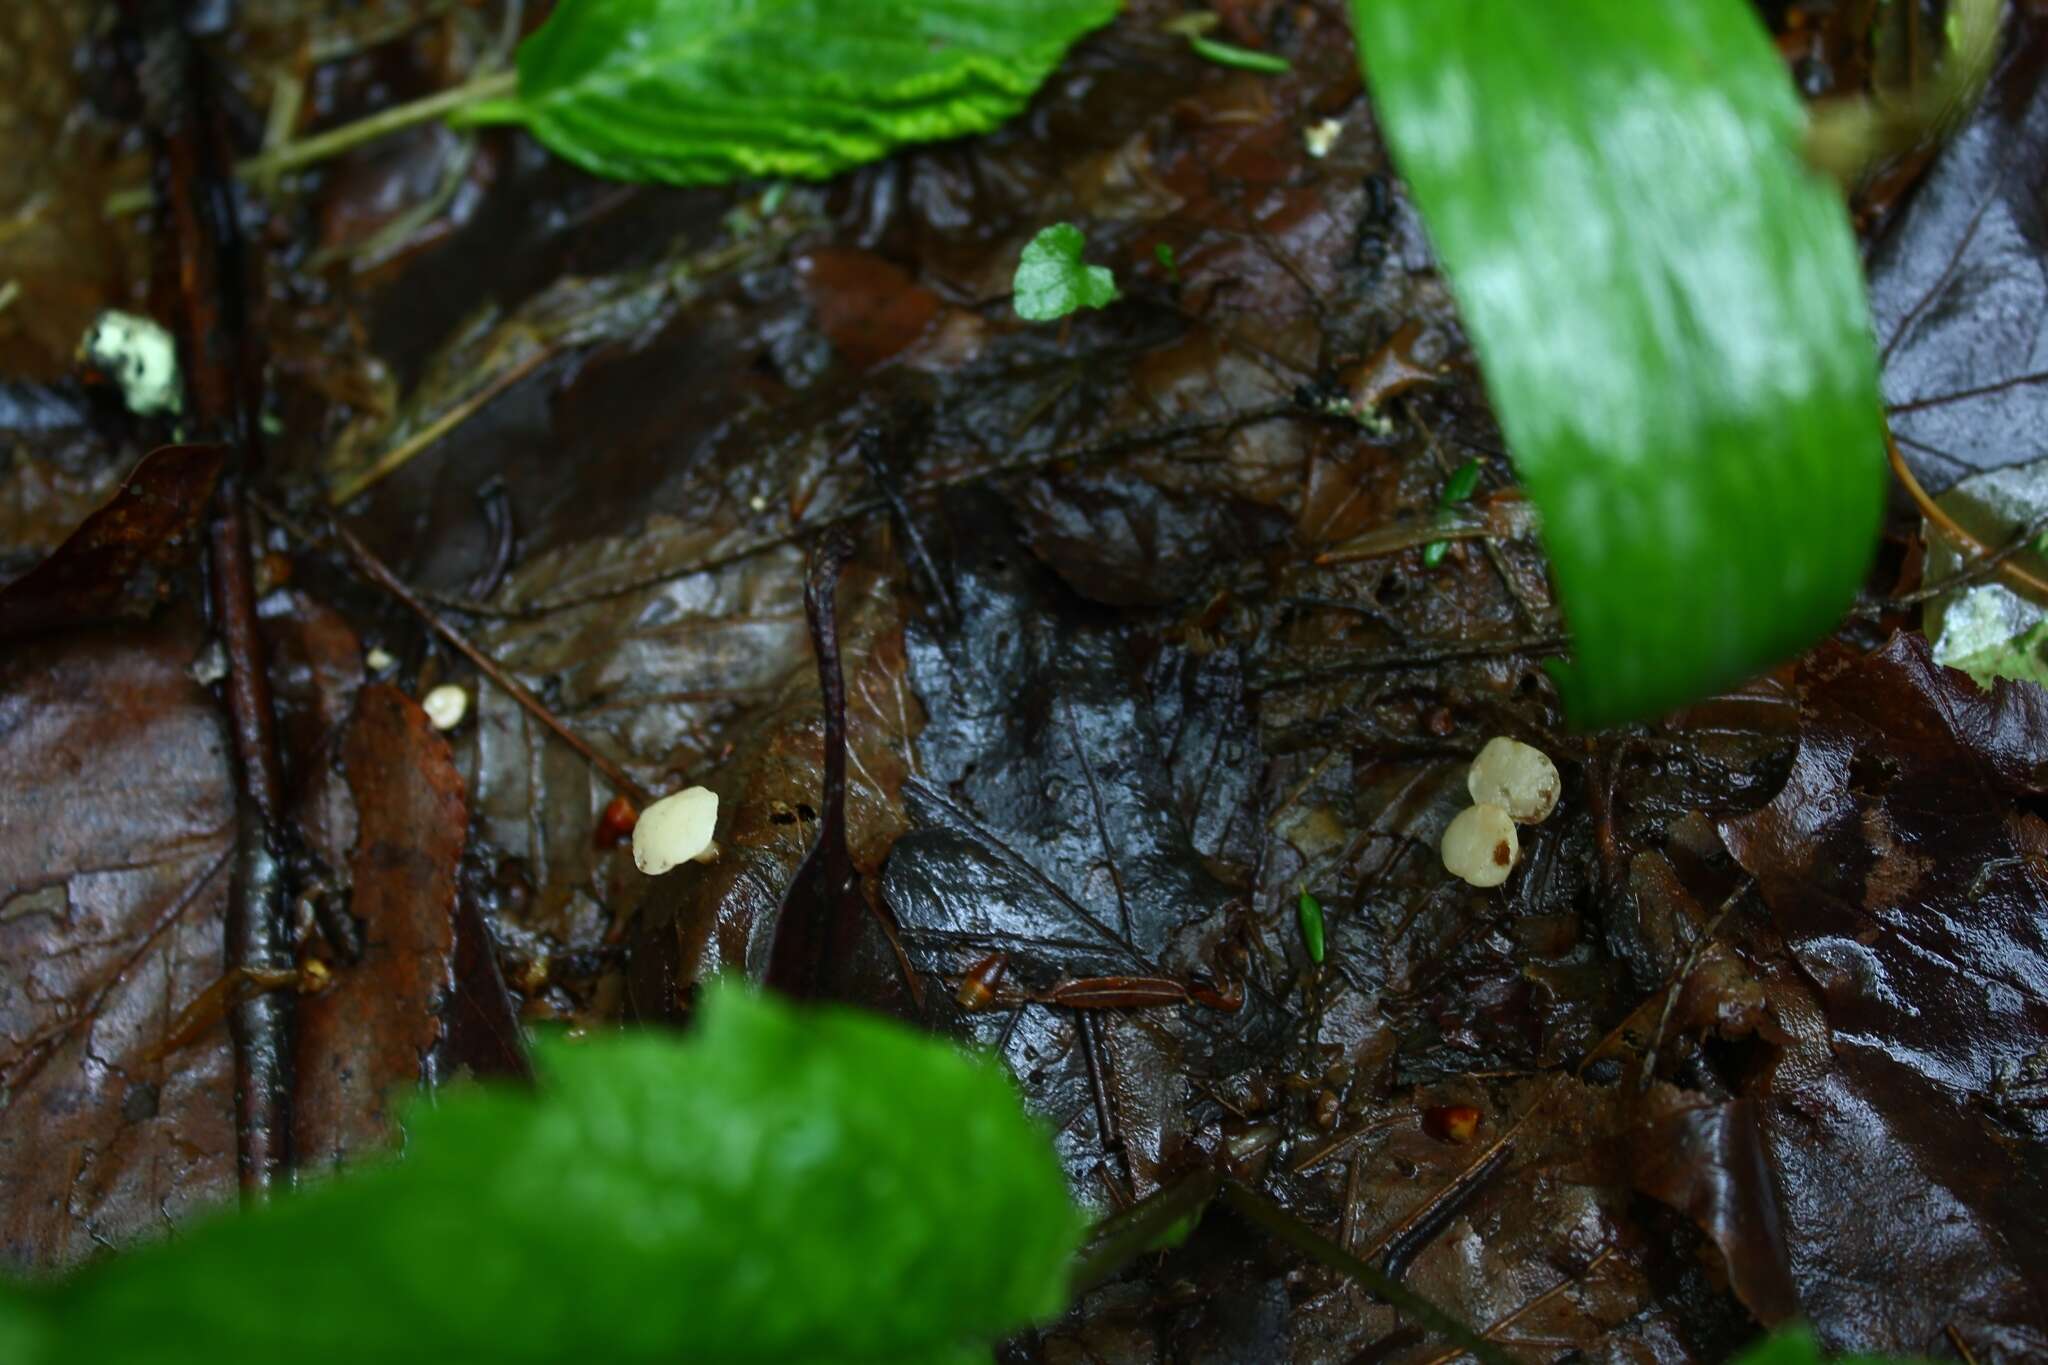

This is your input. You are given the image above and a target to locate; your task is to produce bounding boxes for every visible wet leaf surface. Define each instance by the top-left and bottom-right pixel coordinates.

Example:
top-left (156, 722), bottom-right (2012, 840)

top-left (1870, 23), bottom-right (2048, 491)
top-left (4, 2), bottom-right (2048, 1358)
top-left (293, 684), bottom-right (467, 1170)
top-left (0, 619), bottom-right (237, 1271)
top-left (0, 445), bottom-right (224, 640)
top-left (1723, 632), bottom-right (2048, 1355)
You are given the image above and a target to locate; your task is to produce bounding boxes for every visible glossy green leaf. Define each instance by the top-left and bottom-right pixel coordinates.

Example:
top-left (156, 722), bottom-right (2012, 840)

top-left (1351, 0), bottom-right (1886, 726)
top-left (456, 0), bottom-right (1118, 185)
top-left (1441, 458), bottom-right (1482, 506)
top-left (1296, 889), bottom-right (1326, 963)
top-left (1014, 223), bottom-right (1120, 322)
top-left (17, 983), bottom-right (1083, 1365)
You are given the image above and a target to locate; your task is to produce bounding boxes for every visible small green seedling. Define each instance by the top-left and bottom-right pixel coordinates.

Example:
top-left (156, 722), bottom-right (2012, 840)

top-left (1014, 223), bottom-right (1120, 322)
top-left (1296, 887), bottom-right (1326, 964)
top-left (1423, 457), bottom-right (1484, 568)
top-left (1154, 241), bottom-right (1179, 283)
top-left (1189, 36), bottom-right (1291, 73)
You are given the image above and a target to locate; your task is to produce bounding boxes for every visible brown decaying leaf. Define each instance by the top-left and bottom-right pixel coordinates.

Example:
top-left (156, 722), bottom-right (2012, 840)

top-left (0, 619), bottom-right (236, 1271)
top-left (1722, 632), bottom-right (2048, 1355)
top-left (0, 444), bottom-right (225, 640)
top-left (294, 684), bottom-right (467, 1169)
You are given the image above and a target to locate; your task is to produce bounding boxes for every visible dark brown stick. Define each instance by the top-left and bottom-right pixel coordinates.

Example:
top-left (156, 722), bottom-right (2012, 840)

top-left (123, 0), bottom-right (295, 1196)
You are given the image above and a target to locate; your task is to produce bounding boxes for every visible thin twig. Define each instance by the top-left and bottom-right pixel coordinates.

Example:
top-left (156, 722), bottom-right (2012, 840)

top-left (107, 69), bottom-right (516, 215)
top-left (1639, 876), bottom-right (1755, 1091)
top-left (1254, 633), bottom-right (1567, 690)
top-left (1415, 1245), bottom-right (1618, 1365)
top-left (306, 511), bottom-right (655, 807)
top-left (1219, 1183), bottom-right (1515, 1365)
top-left (427, 401), bottom-right (1296, 621)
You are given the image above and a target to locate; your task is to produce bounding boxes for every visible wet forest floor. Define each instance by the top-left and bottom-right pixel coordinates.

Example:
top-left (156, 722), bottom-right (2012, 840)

top-left (2, 1), bottom-right (2046, 1361)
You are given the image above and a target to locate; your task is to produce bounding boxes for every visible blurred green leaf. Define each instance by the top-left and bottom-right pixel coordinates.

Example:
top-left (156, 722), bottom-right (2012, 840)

top-left (1730, 1323), bottom-right (1935, 1365)
top-left (456, 0), bottom-right (1118, 185)
top-left (18, 984), bottom-right (1082, 1365)
top-left (1188, 36), bottom-right (1291, 73)
top-left (1014, 223), bottom-right (1120, 322)
top-left (1351, 0), bottom-right (1886, 726)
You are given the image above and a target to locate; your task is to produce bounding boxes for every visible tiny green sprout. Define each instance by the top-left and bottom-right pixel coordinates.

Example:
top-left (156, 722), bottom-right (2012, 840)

top-left (1441, 458), bottom-right (1482, 507)
top-left (1189, 36), bottom-right (1292, 74)
top-left (1154, 242), bottom-right (1179, 282)
top-left (1422, 459), bottom-right (1482, 568)
top-left (1014, 223), bottom-right (1120, 322)
top-left (1296, 886), bottom-right (1326, 964)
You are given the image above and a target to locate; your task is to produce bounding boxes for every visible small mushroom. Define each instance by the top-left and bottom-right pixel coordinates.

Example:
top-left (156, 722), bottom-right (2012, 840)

top-left (421, 683), bottom-right (469, 731)
top-left (1466, 736), bottom-right (1559, 824)
top-left (632, 786), bottom-right (721, 875)
top-left (1441, 803), bottom-right (1518, 887)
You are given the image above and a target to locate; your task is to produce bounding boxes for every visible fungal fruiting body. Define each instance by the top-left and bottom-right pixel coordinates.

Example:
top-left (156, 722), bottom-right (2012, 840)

top-left (1466, 736), bottom-right (1560, 823)
top-left (421, 684), bottom-right (469, 731)
top-left (632, 786), bottom-right (721, 875)
top-left (1440, 803), bottom-right (1518, 887)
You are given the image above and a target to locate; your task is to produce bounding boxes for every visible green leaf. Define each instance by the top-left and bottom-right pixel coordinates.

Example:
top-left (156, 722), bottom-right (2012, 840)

top-left (30, 983), bottom-right (1083, 1365)
top-left (1014, 223), bottom-right (1120, 322)
top-left (1729, 1322), bottom-right (1935, 1365)
top-left (1440, 458), bottom-right (1482, 507)
top-left (456, 0), bottom-right (1119, 185)
top-left (1351, 0), bottom-right (1886, 727)
top-left (1188, 36), bottom-right (1292, 73)
top-left (1296, 888), bottom-right (1326, 963)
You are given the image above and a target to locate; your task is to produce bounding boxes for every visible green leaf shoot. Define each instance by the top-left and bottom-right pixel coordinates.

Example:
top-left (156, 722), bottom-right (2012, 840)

top-left (1188, 36), bottom-right (1292, 74)
top-left (455, 0), bottom-right (1120, 186)
top-left (1154, 241), bottom-right (1179, 282)
top-left (1014, 223), bottom-right (1121, 322)
top-left (1296, 888), bottom-right (1326, 964)
top-left (1440, 458), bottom-right (1482, 507)
top-left (8, 983), bottom-right (1084, 1365)
top-left (1351, 0), bottom-right (1887, 727)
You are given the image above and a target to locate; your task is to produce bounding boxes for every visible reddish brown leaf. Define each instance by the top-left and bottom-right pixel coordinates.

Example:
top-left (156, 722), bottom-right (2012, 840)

top-left (0, 444), bottom-right (226, 640)
top-left (293, 684), bottom-right (467, 1169)
top-left (793, 247), bottom-right (942, 371)
top-left (0, 619), bottom-right (236, 1270)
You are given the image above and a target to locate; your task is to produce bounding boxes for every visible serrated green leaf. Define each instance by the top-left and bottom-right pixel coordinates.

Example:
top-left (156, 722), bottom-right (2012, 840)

top-left (1014, 223), bottom-right (1120, 322)
top-left (456, 0), bottom-right (1118, 185)
top-left (29, 983), bottom-right (1083, 1365)
top-left (1351, 0), bottom-right (1887, 727)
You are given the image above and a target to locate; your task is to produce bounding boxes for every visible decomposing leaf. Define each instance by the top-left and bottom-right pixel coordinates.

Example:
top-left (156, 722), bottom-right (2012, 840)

top-left (1869, 24), bottom-right (2048, 491)
top-left (293, 684), bottom-right (467, 1170)
top-left (1352, 0), bottom-right (1887, 725)
top-left (0, 620), bottom-right (236, 1271)
top-left (1723, 632), bottom-right (2048, 1354)
top-left (455, 0), bottom-right (1120, 186)
top-left (881, 495), bottom-right (1279, 1200)
top-left (27, 985), bottom-right (1084, 1365)
top-left (0, 445), bottom-right (224, 640)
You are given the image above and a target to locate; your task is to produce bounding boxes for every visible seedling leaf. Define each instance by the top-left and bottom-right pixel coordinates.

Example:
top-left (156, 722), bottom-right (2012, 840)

top-left (1352, 0), bottom-right (1887, 726)
top-left (1014, 223), bottom-right (1121, 322)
